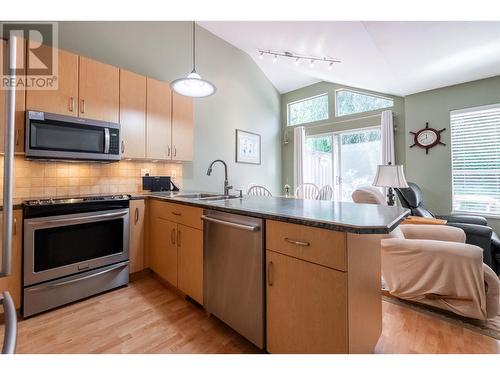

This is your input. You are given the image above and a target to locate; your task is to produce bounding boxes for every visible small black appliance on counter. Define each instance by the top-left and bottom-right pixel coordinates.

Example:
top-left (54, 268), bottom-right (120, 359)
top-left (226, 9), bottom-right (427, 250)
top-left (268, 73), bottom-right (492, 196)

top-left (142, 175), bottom-right (179, 192)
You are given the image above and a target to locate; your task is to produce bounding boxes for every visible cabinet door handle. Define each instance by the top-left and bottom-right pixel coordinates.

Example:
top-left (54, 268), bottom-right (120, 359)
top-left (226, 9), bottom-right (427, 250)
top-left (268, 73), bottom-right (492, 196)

top-left (134, 207), bottom-right (139, 224)
top-left (171, 228), bottom-right (176, 245)
top-left (13, 218), bottom-right (16, 236)
top-left (69, 97), bottom-right (74, 112)
top-left (80, 99), bottom-right (85, 114)
top-left (284, 238), bottom-right (310, 247)
top-left (177, 230), bottom-right (181, 247)
top-left (15, 129), bottom-right (19, 146)
top-left (167, 146), bottom-right (171, 157)
top-left (267, 261), bottom-right (274, 287)
top-left (121, 141), bottom-right (125, 154)
top-left (173, 146), bottom-right (177, 157)
top-left (172, 211), bottom-right (181, 216)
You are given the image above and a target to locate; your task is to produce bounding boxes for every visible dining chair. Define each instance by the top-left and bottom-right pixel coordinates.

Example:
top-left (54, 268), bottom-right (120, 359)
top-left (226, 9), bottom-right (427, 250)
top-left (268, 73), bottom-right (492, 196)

top-left (247, 184), bottom-right (273, 197)
top-left (317, 185), bottom-right (333, 201)
top-left (295, 183), bottom-right (320, 200)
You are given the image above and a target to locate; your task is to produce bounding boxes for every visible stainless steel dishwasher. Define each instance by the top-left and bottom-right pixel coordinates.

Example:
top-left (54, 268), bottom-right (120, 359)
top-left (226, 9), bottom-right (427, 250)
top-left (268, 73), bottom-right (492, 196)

top-left (202, 209), bottom-right (265, 349)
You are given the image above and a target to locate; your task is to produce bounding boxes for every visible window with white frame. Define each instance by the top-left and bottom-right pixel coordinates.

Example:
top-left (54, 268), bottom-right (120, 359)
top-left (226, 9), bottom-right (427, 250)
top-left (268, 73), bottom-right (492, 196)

top-left (303, 126), bottom-right (381, 202)
top-left (450, 103), bottom-right (500, 216)
top-left (287, 93), bottom-right (329, 126)
top-left (336, 89), bottom-right (394, 117)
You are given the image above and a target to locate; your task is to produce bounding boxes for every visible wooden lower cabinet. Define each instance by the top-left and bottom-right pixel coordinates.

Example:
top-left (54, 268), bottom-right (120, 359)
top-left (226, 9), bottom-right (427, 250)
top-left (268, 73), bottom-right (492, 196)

top-left (129, 199), bottom-right (146, 273)
top-left (266, 249), bottom-right (348, 354)
top-left (0, 210), bottom-right (22, 309)
top-left (177, 224), bottom-right (203, 304)
top-left (148, 200), bottom-right (204, 303)
top-left (149, 217), bottom-right (178, 286)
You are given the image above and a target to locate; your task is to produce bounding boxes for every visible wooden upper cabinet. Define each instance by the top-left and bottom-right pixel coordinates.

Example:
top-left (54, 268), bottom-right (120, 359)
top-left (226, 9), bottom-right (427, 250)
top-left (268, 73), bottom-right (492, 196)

top-left (171, 92), bottom-right (193, 161)
top-left (78, 56), bottom-right (119, 123)
top-left (26, 46), bottom-right (79, 117)
top-left (119, 70), bottom-right (146, 159)
top-left (0, 39), bottom-right (26, 154)
top-left (146, 77), bottom-right (171, 160)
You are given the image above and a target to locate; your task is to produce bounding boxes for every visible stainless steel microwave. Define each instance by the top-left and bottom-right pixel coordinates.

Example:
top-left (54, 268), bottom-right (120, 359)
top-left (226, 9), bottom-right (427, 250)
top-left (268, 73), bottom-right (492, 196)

top-left (25, 110), bottom-right (121, 162)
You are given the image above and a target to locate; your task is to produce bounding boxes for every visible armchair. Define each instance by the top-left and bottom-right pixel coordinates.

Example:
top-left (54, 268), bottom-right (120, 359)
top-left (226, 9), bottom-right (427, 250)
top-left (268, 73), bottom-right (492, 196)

top-left (352, 187), bottom-right (500, 320)
top-left (395, 182), bottom-right (499, 273)
top-left (383, 224), bottom-right (499, 320)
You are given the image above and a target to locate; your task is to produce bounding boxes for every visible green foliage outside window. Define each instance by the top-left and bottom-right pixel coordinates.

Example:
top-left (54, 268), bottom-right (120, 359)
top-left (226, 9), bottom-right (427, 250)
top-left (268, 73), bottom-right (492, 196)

top-left (341, 130), bottom-right (381, 145)
top-left (288, 94), bottom-right (329, 126)
top-left (336, 89), bottom-right (393, 117)
top-left (306, 136), bottom-right (332, 152)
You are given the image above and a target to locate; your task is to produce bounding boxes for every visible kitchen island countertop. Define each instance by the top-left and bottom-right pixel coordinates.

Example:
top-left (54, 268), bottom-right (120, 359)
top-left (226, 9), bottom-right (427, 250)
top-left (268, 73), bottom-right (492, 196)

top-left (136, 191), bottom-right (409, 234)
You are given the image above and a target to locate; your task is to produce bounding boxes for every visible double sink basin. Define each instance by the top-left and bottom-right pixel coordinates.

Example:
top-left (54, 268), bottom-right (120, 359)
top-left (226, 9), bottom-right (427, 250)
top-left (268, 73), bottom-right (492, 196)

top-left (174, 192), bottom-right (240, 202)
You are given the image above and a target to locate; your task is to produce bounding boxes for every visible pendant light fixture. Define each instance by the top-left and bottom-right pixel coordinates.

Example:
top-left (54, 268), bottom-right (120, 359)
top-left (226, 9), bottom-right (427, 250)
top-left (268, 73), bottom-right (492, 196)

top-left (170, 21), bottom-right (217, 98)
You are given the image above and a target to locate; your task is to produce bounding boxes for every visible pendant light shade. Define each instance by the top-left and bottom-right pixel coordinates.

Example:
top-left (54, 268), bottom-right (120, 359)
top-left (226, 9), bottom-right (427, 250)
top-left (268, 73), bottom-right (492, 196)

top-left (170, 22), bottom-right (216, 98)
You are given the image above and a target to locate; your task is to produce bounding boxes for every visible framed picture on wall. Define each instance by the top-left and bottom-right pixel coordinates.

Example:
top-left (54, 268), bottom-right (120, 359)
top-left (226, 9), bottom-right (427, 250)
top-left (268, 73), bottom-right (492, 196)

top-left (235, 129), bottom-right (261, 165)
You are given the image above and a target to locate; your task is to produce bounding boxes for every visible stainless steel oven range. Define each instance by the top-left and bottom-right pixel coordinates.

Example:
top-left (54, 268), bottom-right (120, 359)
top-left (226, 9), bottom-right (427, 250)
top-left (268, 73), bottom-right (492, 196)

top-left (22, 195), bottom-right (131, 317)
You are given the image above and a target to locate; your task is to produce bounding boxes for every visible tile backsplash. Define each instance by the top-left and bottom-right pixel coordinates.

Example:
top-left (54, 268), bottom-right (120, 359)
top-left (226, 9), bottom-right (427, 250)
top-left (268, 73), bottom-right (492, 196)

top-left (3, 156), bottom-right (183, 200)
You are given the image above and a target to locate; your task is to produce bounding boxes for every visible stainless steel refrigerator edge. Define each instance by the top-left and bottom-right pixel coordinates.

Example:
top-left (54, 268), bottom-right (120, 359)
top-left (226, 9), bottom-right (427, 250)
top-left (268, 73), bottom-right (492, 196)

top-left (0, 35), bottom-right (18, 354)
top-left (202, 210), bottom-right (265, 349)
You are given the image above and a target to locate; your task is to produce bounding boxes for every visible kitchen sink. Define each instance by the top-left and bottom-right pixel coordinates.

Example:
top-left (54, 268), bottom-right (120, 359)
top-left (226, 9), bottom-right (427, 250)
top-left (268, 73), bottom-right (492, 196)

top-left (199, 195), bottom-right (239, 201)
top-left (175, 193), bottom-right (239, 201)
top-left (175, 193), bottom-right (220, 199)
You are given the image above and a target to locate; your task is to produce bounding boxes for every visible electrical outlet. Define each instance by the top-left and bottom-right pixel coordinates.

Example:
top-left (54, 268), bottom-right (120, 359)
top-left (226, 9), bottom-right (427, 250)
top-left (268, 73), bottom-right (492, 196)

top-left (171, 170), bottom-right (177, 180)
top-left (140, 168), bottom-right (150, 177)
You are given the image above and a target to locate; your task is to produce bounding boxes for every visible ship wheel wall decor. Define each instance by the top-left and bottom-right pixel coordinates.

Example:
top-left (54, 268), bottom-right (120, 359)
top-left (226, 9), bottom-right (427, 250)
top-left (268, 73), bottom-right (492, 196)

top-left (409, 122), bottom-right (446, 154)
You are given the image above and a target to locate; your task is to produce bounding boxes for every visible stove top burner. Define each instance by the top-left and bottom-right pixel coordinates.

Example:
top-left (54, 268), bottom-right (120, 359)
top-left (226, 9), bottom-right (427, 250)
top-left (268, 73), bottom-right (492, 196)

top-left (24, 194), bottom-right (131, 206)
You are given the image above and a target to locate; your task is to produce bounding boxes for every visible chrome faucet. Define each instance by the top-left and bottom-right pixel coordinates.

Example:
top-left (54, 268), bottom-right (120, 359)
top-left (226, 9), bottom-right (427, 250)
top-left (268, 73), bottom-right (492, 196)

top-left (206, 159), bottom-right (233, 196)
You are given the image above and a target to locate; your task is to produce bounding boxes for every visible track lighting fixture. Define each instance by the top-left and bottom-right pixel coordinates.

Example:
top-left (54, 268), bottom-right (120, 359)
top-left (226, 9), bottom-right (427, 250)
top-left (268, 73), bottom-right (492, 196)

top-left (257, 49), bottom-right (341, 70)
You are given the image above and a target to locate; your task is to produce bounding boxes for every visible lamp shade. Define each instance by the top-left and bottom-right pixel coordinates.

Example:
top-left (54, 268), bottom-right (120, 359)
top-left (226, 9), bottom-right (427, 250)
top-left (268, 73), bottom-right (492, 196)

top-left (170, 71), bottom-right (216, 98)
top-left (170, 22), bottom-right (217, 98)
top-left (373, 164), bottom-right (409, 188)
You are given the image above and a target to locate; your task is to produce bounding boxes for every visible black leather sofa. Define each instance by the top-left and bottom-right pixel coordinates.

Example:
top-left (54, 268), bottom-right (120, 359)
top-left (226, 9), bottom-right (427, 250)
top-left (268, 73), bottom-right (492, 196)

top-left (395, 182), bottom-right (500, 274)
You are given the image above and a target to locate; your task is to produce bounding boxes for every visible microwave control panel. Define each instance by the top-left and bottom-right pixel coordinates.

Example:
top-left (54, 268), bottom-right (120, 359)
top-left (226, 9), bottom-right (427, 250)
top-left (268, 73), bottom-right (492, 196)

top-left (109, 129), bottom-right (120, 155)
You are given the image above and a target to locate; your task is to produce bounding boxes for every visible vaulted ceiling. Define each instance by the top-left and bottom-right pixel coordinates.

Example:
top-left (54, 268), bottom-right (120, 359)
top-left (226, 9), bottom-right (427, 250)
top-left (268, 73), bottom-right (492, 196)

top-left (199, 21), bottom-right (500, 96)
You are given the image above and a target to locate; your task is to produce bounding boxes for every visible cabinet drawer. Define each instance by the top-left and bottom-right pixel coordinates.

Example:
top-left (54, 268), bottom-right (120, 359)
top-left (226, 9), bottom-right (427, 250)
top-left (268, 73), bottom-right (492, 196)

top-left (266, 220), bottom-right (346, 271)
top-left (150, 199), bottom-right (203, 230)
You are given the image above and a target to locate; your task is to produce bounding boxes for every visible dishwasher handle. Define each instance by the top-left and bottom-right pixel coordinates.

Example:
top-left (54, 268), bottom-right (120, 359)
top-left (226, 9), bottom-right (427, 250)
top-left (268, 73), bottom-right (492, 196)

top-left (201, 215), bottom-right (260, 232)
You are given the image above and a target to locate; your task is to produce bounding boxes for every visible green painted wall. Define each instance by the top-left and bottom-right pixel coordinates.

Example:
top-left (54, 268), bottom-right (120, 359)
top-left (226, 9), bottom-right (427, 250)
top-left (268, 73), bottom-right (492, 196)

top-left (282, 76), bottom-right (500, 234)
top-left (57, 21), bottom-right (282, 195)
top-left (281, 81), bottom-right (405, 191)
top-left (404, 76), bottom-right (500, 234)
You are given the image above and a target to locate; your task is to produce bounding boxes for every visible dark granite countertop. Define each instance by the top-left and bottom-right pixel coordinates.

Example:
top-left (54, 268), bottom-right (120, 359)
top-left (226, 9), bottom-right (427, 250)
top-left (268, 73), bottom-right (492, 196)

top-left (6, 190), bottom-right (409, 234)
top-left (137, 191), bottom-right (409, 234)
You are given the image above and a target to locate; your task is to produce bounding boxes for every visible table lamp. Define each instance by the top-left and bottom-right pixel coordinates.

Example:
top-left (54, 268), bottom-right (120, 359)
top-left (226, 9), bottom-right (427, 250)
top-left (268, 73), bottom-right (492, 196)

top-left (373, 163), bottom-right (409, 206)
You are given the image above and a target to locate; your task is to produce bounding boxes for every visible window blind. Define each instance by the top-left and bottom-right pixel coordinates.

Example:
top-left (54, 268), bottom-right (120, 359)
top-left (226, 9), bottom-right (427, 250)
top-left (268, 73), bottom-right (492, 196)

top-left (450, 103), bottom-right (500, 216)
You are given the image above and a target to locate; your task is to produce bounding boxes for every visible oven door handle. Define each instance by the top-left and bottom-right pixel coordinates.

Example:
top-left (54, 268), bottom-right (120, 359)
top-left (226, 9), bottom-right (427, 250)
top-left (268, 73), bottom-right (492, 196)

top-left (27, 262), bottom-right (128, 293)
top-left (31, 209), bottom-right (129, 227)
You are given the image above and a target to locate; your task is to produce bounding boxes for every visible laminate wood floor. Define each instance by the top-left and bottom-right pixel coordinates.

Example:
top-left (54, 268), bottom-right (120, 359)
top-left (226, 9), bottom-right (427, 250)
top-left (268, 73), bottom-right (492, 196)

top-left (8, 274), bottom-right (500, 354)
